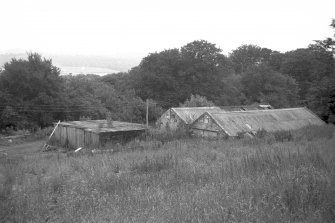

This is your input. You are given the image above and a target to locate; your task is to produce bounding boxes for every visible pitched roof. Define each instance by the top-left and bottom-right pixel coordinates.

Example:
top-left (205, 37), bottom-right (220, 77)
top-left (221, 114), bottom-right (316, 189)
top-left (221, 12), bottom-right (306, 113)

top-left (58, 120), bottom-right (146, 133)
top-left (199, 107), bottom-right (324, 136)
top-left (171, 107), bottom-right (222, 124)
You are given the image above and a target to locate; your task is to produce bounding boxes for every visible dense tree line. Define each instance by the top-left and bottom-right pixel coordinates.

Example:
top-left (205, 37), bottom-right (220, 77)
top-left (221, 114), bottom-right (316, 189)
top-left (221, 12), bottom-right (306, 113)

top-left (0, 54), bottom-right (162, 131)
top-left (129, 40), bottom-right (334, 112)
top-left (1, 20), bottom-right (334, 130)
top-left (128, 19), bottom-right (335, 121)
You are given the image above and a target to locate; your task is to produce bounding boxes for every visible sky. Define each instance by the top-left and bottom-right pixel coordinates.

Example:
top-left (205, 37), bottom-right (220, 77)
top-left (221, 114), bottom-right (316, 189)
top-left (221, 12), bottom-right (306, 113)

top-left (1, 0), bottom-right (334, 59)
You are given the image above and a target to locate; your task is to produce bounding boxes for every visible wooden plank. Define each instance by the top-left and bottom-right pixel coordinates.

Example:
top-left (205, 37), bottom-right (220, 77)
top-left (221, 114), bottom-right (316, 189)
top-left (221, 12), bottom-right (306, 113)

top-left (76, 128), bottom-right (85, 148)
top-left (49, 120), bottom-right (61, 140)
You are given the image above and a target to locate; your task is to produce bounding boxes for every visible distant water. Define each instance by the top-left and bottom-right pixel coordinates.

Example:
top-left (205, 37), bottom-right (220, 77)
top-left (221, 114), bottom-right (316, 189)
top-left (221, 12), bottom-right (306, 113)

top-left (59, 66), bottom-right (119, 76)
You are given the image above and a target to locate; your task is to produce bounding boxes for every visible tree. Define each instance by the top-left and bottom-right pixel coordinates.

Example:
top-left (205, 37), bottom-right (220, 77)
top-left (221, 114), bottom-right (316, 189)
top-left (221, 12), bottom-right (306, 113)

top-left (229, 45), bottom-right (282, 74)
top-left (309, 19), bottom-right (335, 122)
top-left (328, 88), bottom-right (335, 123)
top-left (281, 46), bottom-right (335, 103)
top-left (306, 73), bottom-right (335, 120)
top-left (131, 49), bottom-right (183, 107)
top-left (0, 106), bottom-right (22, 130)
top-left (0, 53), bottom-right (61, 101)
top-left (315, 19), bottom-right (335, 54)
top-left (0, 53), bottom-right (63, 128)
top-left (180, 40), bottom-right (231, 103)
top-left (240, 64), bottom-right (299, 108)
top-left (180, 94), bottom-right (215, 107)
top-left (129, 40), bottom-right (238, 107)
top-left (63, 74), bottom-right (163, 123)
top-left (100, 72), bottom-right (133, 91)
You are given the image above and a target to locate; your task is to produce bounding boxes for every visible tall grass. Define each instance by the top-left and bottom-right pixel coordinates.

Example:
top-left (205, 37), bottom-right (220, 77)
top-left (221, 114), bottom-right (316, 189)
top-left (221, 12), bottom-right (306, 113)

top-left (1, 125), bottom-right (334, 222)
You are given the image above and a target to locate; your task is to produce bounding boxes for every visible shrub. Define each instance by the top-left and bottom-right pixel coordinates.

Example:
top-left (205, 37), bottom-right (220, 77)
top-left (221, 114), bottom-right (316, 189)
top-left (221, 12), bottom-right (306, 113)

top-left (142, 127), bottom-right (190, 143)
top-left (273, 130), bottom-right (293, 142)
top-left (255, 129), bottom-right (268, 138)
top-left (33, 127), bottom-right (54, 140)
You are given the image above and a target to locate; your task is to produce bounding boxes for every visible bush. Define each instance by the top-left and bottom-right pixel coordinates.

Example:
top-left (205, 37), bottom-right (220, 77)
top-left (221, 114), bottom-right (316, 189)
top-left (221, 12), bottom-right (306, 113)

top-left (33, 127), bottom-right (54, 140)
top-left (273, 130), bottom-right (293, 142)
top-left (255, 129), bottom-right (267, 138)
top-left (142, 127), bottom-right (190, 143)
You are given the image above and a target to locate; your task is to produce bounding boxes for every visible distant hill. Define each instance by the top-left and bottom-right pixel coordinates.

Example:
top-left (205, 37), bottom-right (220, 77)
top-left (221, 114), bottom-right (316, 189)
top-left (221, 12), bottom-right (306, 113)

top-left (58, 66), bottom-right (119, 76)
top-left (0, 53), bottom-right (140, 75)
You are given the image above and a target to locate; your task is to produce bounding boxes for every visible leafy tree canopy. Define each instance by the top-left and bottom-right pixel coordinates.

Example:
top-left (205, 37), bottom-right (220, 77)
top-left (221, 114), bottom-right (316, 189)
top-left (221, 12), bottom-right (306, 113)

top-left (229, 44), bottom-right (282, 73)
top-left (315, 19), bottom-right (335, 54)
top-left (180, 94), bottom-right (215, 107)
top-left (131, 40), bottom-right (234, 108)
top-left (240, 64), bottom-right (299, 108)
top-left (0, 53), bottom-right (61, 101)
top-left (0, 53), bottom-right (63, 128)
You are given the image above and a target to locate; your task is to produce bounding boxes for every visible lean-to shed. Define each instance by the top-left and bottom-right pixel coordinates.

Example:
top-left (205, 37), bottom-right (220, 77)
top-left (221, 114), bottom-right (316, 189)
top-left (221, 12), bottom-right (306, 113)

top-left (191, 107), bottom-right (324, 137)
top-left (53, 120), bottom-right (146, 149)
top-left (157, 107), bottom-right (222, 130)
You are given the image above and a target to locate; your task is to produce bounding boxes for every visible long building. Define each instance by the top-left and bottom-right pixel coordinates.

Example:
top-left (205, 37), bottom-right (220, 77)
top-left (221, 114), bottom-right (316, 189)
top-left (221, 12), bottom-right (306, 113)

top-left (190, 107), bottom-right (324, 137)
top-left (157, 104), bottom-right (273, 130)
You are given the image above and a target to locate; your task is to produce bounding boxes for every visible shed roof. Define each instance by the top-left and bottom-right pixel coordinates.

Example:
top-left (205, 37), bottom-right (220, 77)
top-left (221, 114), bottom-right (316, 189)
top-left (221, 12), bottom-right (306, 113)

top-left (58, 120), bottom-right (146, 133)
top-left (171, 107), bottom-right (222, 124)
top-left (198, 107), bottom-right (324, 136)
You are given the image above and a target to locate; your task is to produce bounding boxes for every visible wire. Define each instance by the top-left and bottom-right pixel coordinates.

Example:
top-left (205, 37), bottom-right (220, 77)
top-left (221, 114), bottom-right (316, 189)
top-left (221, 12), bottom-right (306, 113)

top-left (0, 104), bottom-right (138, 108)
top-left (0, 103), bottom-right (148, 113)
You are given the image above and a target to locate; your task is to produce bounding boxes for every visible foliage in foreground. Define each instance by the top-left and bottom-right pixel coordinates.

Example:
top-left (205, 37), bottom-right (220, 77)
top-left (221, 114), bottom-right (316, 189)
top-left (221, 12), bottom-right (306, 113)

top-left (0, 126), bottom-right (335, 222)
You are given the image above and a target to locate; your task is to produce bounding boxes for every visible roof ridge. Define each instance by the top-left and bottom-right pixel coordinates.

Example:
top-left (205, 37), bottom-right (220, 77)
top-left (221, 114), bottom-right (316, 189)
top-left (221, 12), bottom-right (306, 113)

top-left (209, 107), bottom-right (306, 114)
top-left (172, 106), bottom-right (220, 109)
top-left (220, 104), bottom-right (269, 107)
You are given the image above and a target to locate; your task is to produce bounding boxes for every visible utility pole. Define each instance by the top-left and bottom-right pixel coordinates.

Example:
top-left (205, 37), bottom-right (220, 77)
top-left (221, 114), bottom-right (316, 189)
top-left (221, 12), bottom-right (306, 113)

top-left (146, 99), bottom-right (149, 129)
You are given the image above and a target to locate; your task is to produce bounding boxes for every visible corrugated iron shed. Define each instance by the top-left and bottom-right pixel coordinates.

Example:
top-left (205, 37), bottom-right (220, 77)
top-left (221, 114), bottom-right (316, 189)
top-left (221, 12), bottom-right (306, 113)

top-left (200, 107), bottom-right (324, 136)
top-left (53, 120), bottom-right (146, 149)
top-left (172, 107), bottom-right (222, 124)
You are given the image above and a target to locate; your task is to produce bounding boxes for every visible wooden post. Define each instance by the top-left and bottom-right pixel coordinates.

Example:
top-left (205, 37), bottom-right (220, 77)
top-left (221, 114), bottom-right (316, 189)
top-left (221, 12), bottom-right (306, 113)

top-left (146, 99), bottom-right (149, 129)
top-left (42, 120), bottom-right (60, 151)
top-left (49, 120), bottom-right (61, 140)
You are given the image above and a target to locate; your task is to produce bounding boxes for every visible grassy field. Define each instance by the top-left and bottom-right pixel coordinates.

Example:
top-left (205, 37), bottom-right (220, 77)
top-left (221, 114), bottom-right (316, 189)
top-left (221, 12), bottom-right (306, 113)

top-left (1, 126), bottom-right (335, 222)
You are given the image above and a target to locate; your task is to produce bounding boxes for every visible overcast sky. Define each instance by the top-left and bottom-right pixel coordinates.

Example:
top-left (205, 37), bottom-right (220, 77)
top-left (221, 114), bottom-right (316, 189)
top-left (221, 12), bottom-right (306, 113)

top-left (1, 0), bottom-right (334, 59)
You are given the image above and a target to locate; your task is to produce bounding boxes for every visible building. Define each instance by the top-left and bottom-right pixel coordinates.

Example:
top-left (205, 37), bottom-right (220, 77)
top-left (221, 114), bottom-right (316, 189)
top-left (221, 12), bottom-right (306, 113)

top-left (190, 107), bottom-right (324, 138)
top-left (52, 120), bottom-right (146, 149)
top-left (157, 107), bottom-right (222, 130)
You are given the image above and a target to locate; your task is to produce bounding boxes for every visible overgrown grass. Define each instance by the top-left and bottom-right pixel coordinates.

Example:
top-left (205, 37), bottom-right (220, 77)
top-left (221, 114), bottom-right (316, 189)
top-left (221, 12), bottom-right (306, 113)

top-left (0, 127), bottom-right (53, 146)
top-left (1, 125), bottom-right (335, 222)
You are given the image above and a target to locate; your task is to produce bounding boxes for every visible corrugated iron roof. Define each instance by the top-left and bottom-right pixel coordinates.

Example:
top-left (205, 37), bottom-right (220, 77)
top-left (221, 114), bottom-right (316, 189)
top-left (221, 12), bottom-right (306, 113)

top-left (58, 120), bottom-right (146, 133)
top-left (172, 107), bottom-right (222, 124)
top-left (202, 107), bottom-right (324, 136)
